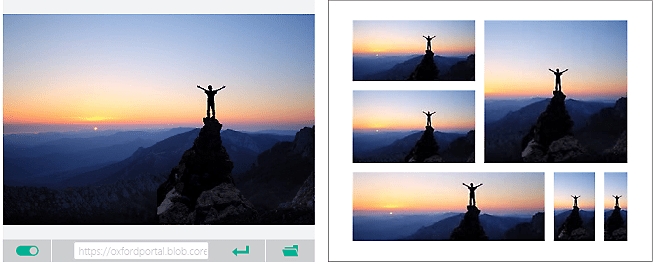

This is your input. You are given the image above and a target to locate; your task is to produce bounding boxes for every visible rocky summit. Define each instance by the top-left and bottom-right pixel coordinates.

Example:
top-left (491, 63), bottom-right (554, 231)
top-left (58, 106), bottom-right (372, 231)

top-left (405, 126), bottom-right (441, 162)
top-left (407, 50), bottom-right (439, 81)
top-left (157, 117), bottom-right (257, 224)
top-left (521, 91), bottom-right (585, 162)
top-left (557, 206), bottom-right (593, 240)
top-left (450, 205), bottom-right (489, 240)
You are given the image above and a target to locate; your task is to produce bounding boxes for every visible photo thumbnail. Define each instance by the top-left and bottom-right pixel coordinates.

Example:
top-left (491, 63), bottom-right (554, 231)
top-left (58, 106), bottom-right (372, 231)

top-left (353, 20), bottom-right (475, 81)
top-left (353, 172), bottom-right (544, 241)
top-left (485, 21), bottom-right (627, 163)
top-left (353, 90), bottom-right (474, 163)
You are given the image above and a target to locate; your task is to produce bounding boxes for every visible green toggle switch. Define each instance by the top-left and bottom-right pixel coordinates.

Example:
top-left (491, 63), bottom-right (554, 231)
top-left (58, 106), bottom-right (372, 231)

top-left (16, 245), bottom-right (39, 257)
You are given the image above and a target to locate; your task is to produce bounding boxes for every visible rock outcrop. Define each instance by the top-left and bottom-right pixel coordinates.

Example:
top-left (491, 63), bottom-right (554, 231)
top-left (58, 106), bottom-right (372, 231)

top-left (556, 206), bottom-right (593, 240)
top-left (235, 126), bottom-right (315, 224)
top-left (404, 126), bottom-right (441, 162)
top-left (442, 54), bottom-right (475, 81)
top-left (521, 91), bottom-right (586, 162)
top-left (157, 117), bottom-right (257, 224)
top-left (605, 206), bottom-right (627, 241)
top-left (503, 212), bottom-right (545, 240)
top-left (450, 205), bottom-right (489, 240)
top-left (441, 130), bottom-right (475, 162)
top-left (407, 50), bottom-right (439, 81)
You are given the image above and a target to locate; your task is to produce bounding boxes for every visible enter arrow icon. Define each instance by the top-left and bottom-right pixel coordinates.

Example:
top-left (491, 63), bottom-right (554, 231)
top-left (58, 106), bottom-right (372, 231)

top-left (232, 245), bottom-right (250, 256)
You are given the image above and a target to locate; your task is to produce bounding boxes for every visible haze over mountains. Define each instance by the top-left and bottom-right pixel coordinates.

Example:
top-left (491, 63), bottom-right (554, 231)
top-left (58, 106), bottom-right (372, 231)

top-left (353, 129), bottom-right (474, 162)
top-left (353, 211), bottom-right (543, 241)
top-left (4, 125), bottom-right (312, 224)
top-left (353, 53), bottom-right (472, 81)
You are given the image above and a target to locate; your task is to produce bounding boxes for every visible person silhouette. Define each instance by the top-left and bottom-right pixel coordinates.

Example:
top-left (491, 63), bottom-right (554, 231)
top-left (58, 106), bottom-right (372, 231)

top-left (197, 84), bottom-right (226, 118)
top-left (423, 111), bottom-right (435, 127)
top-left (462, 182), bottom-right (483, 206)
top-left (423, 35), bottom-right (435, 51)
top-left (548, 68), bottom-right (568, 92)
top-left (571, 195), bottom-right (580, 207)
top-left (612, 195), bottom-right (622, 207)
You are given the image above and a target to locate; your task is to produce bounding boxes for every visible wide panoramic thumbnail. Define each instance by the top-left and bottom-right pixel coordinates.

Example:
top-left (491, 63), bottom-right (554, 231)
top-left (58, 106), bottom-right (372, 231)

top-left (353, 172), bottom-right (544, 241)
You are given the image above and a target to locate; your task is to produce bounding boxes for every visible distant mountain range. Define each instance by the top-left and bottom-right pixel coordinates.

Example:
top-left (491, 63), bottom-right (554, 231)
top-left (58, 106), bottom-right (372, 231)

top-left (353, 130), bottom-right (472, 162)
top-left (4, 128), bottom-right (195, 186)
top-left (353, 54), bottom-right (468, 81)
top-left (4, 126), bottom-right (311, 224)
top-left (354, 211), bottom-right (543, 241)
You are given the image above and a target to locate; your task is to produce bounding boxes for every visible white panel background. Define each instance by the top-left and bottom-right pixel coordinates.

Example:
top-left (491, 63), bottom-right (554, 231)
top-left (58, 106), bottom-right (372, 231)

top-left (328, 1), bottom-right (652, 261)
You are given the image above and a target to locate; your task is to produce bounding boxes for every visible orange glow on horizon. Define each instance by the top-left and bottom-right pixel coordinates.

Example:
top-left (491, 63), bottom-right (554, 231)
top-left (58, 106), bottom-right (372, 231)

top-left (353, 118), bottom-right (474, 132)
top-left (353, 44), bottom-right (474, 56)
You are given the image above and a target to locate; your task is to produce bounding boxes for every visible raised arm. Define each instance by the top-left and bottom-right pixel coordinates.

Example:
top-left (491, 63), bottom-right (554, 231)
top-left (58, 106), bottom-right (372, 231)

top-left (216, 85), bottom-right (226, 91)
top-left (561, 69), bottom-right (569, 73)
top-left (549, 69), bottom-right (555, 73)
top-left (462, 183), bottom-right (468, 187)
top-left (197, 85), bottom-right (207, 91)
top-left (476, 183), bottom-right (483, 187)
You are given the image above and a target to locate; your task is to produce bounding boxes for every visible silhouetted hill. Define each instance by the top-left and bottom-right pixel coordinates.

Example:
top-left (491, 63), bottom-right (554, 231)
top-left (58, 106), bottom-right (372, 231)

top-left (503, 212), bottom-right (544, 241)
top-left (407, 50), bottom-right (439, 80)
top-left (235, 126), bottom-right (315, 224)
top-left (354, 130), bottom-right (466, 162)
top-left (554, 207), bottom-right (594, 240)
top-left (441, 130), bottom-right (475, 162)
top-left (221, 129), bottom-right (294, 175)
top-left (576, 97), bottom-right (627, 162)
top-left (356, 54), bottom-right (466, 81)
top-left (605, 207), bottom-right (627, 241)
top-left (157, 118), bottom-right (257, 224)
top-left (440, 54), bottom-right (475, 81)
top-left (404, 126), bottom-right (440, 162)
top-left (4, 174), bottom-right (165, 224)
top-left (406, 210), bottom-right (532, 241)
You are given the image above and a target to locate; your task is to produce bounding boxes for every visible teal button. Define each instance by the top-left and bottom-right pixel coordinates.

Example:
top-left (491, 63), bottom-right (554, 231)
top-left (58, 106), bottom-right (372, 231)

top-left (16, 245), bottom-right (39, 257)
top-left (282, 245), bottom-right (298, 257)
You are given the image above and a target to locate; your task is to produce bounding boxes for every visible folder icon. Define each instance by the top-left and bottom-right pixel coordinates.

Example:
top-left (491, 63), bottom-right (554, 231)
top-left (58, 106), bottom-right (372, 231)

top-left (282, 244), bottom-right (299, 257)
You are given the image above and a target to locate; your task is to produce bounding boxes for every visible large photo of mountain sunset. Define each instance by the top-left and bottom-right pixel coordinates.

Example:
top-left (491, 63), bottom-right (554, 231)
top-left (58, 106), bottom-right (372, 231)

top-left (353, 90), bottom-right (474, 163)
top-left (485, 21), bottom-right (627, 163)
top-left (3, 14), bottom-right (315, 225)
top-left (353, 20), bottom-right (475, 81)
top-left (353, 172), bottom-right (544, 241)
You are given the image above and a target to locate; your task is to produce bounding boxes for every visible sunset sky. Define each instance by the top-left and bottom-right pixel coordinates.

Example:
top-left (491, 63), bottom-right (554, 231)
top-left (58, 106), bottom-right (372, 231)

top-left (353, 172), bottom-right (544, 215)
top-left (554, 172), bottom-right (595, 211)
top-left (604, 172), bottom-right (628, 210)
top-left (353, 20), bottom-right (475, 56)
top-left (485, 21), bottom-right (627, 100)
top-left (3, 15), bottom-right (314, 133)
top-left (353, 90), bottom-right (474, 132)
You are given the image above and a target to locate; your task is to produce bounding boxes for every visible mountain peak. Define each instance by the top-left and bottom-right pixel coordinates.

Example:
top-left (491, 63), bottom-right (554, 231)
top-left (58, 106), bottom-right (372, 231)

top-left (404, 126), bottom-right (441, 162)
top-left (157, 118), bottom-right (257, 224)
top-left (450, 205), bottom-right (489, 240)
top-left (407, 50), bottom-right (439, 81)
